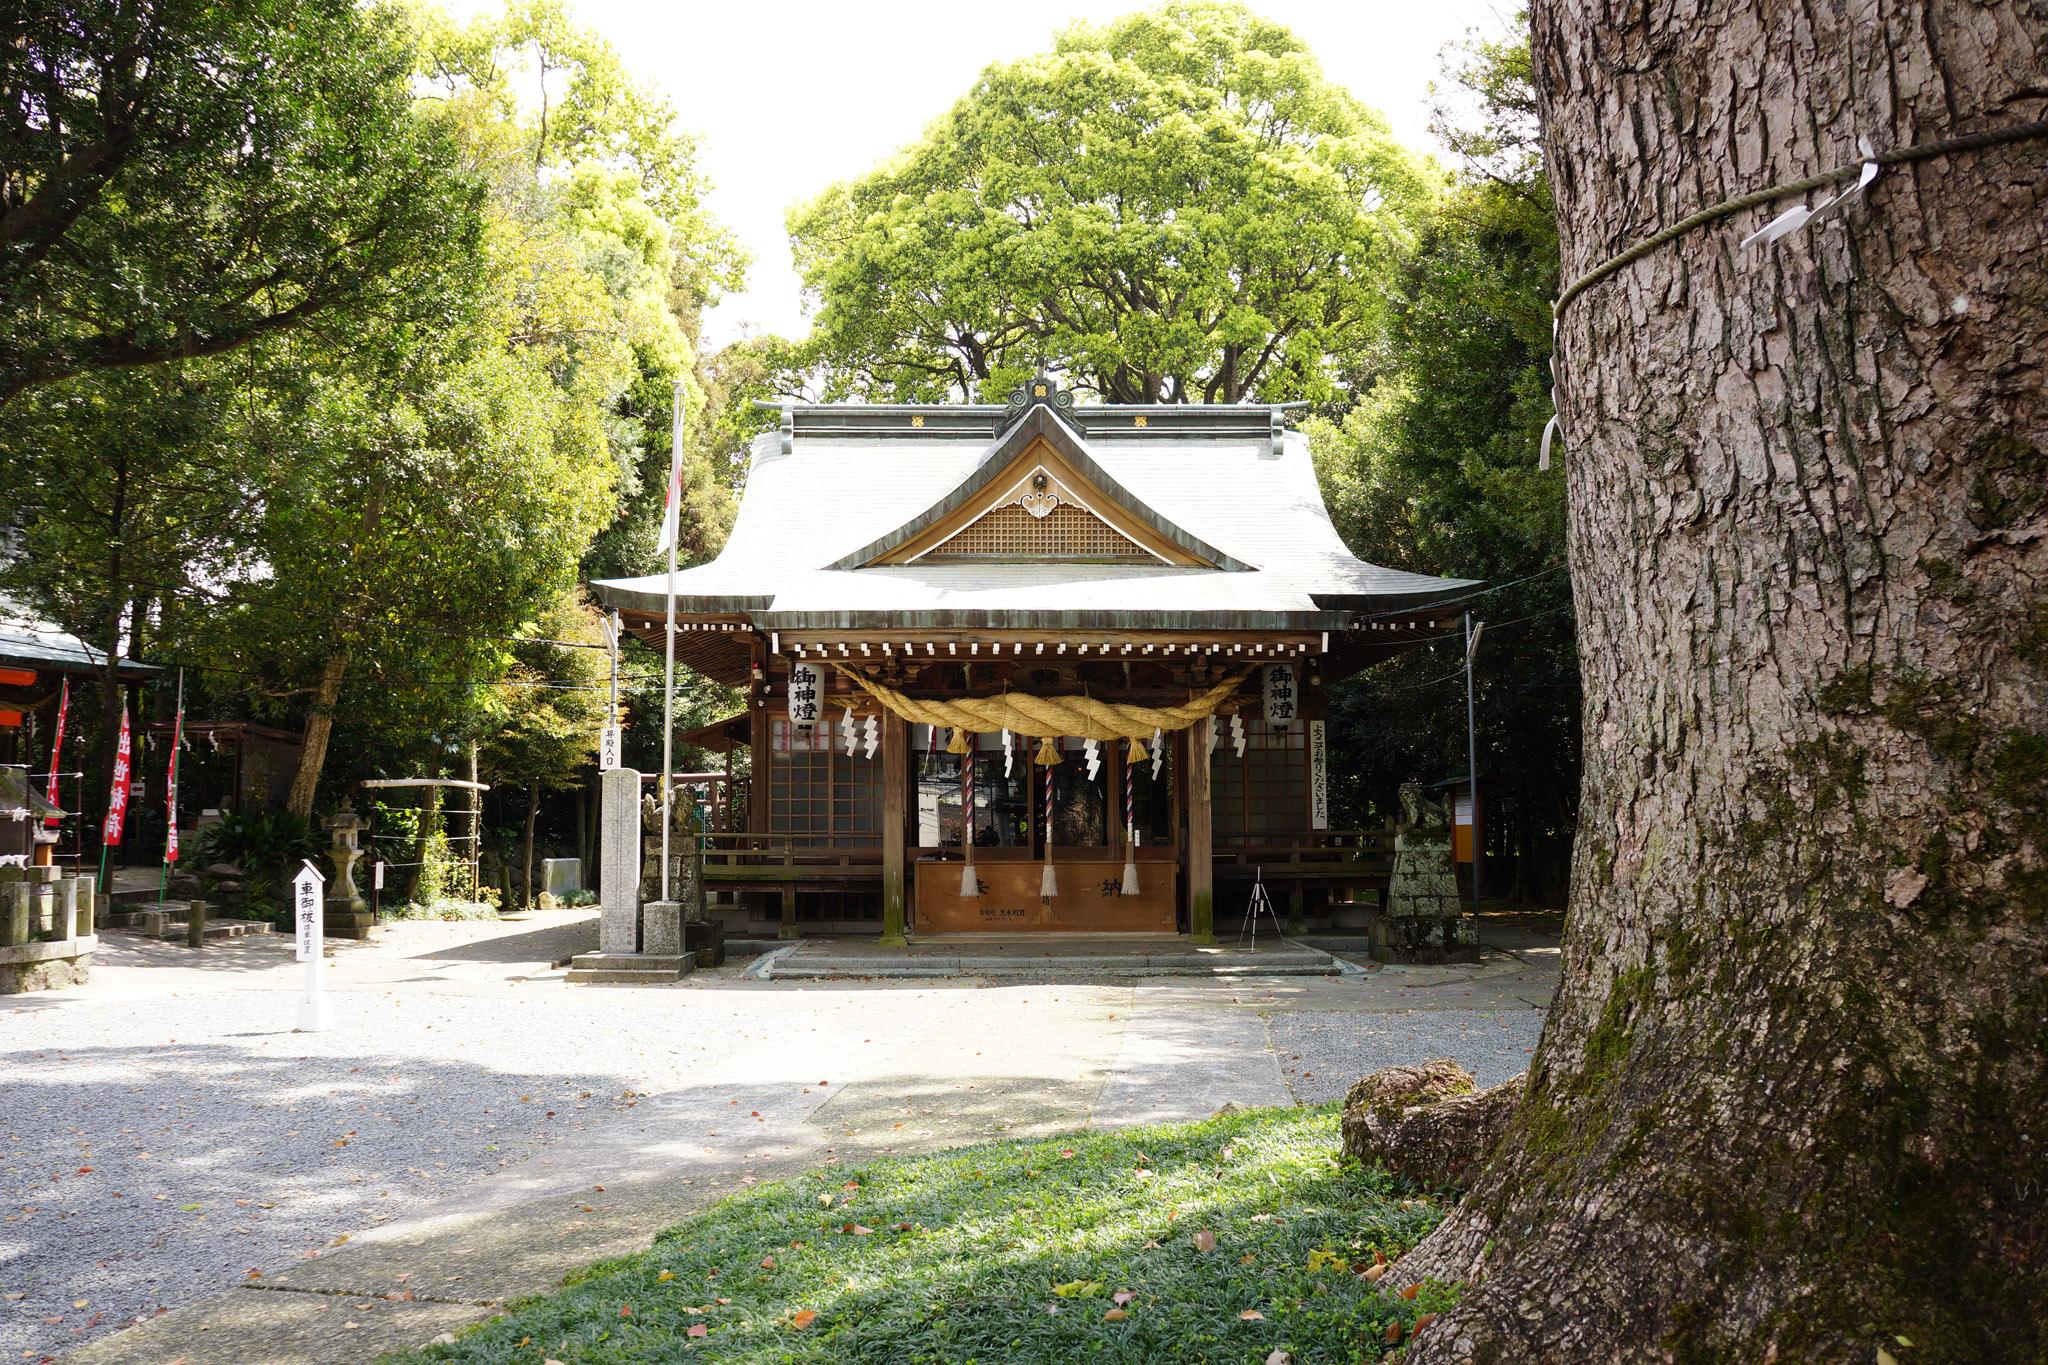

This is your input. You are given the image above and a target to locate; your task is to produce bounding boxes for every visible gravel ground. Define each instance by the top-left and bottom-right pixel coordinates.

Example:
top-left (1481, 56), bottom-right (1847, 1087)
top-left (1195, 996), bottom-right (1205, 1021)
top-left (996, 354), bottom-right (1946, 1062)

top-left (0, 992), bottom-right (648, 1361)
top-left (0, 947), bottom-right (884, 1362)
top-left (2, 920), bottom-right (1556, 1363)
top-left (1268, 1007), bottom-right (1546, 1101)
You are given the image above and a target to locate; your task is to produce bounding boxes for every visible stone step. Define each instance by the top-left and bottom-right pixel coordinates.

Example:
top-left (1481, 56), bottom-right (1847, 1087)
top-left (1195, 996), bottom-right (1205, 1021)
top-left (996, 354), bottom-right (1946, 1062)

top-left (565, 952), bottom-right (692, 986)
top-left (564, 969), bottom-right (691, 985)
top-left (769, 949), bottom-right (1341, 980)
top-left (104, 906), bottom-right (273, 941)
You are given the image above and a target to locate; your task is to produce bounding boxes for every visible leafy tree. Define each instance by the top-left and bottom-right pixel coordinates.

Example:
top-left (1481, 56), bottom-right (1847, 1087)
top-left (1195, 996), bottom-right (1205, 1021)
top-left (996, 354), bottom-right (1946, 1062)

top-left (211, 213), bottom-right (624, 817)
top-left (413, 0), bottom-right (747, 575)
top-left (1310, 21), bottom-right (1573, 900)
top-left (190, 0), bottom-right (742, 817)
top-left (478, 589), bottom-right (610, 907)
top-left (0, 366), bottom-right (253, 799)
top-left (788, 1), bottom-right (1434, 404)
top-left (0, 0), bottom-right (482, 404)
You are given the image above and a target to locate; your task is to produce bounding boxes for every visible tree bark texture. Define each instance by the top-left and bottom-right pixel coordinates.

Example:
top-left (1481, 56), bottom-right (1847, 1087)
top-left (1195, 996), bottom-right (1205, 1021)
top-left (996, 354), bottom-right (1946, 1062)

top-left (284, 652), bottom-right (347, 820)
top-left (1405, 6), bottom-right (2048, 1361)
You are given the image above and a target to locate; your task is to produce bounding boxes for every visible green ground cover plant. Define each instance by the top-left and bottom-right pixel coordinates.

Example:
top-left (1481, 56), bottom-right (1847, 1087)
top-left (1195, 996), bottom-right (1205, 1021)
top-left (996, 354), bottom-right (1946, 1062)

top-left (401, 1105), bottom-right (1455, 1364)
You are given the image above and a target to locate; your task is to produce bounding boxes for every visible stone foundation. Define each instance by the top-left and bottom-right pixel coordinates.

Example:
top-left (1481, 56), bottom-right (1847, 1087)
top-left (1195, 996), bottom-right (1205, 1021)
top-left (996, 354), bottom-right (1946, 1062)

top-left (0, 951), bottom-right (91, 994)
top-left (1, 870), bottom-right (98, 993)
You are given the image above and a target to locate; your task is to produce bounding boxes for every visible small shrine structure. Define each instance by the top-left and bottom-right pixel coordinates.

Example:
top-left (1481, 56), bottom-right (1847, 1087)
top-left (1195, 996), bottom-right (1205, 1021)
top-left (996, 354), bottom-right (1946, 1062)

top-left (593, 379), bottom-right (1474, 942)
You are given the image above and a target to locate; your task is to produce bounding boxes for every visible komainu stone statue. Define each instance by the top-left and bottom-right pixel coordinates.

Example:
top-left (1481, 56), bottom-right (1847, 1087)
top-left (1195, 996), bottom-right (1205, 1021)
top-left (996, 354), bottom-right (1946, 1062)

top-left (1373, 780), bottom-right (1478, 962)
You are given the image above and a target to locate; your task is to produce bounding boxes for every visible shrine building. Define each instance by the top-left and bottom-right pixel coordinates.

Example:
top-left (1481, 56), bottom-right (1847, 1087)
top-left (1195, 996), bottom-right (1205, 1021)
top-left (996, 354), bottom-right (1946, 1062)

top-left (592, 379), bottom-right (1473, 942)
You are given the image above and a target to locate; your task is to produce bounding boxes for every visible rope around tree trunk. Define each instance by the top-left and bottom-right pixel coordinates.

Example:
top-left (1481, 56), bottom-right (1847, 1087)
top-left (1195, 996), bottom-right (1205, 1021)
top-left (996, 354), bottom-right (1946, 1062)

top-left (831, 665), bottom-right (1250, 756)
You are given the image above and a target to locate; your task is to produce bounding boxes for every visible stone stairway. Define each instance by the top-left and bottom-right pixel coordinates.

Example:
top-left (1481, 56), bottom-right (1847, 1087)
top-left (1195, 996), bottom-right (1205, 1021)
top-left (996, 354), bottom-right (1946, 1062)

top-left (102, 903), bottom-right (273, 942)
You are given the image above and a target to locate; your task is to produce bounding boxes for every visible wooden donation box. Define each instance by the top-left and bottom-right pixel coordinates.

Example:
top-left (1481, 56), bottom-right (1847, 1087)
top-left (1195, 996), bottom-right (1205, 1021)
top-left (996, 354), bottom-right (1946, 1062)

top-left (914, 858), bottom-right (1177, 933)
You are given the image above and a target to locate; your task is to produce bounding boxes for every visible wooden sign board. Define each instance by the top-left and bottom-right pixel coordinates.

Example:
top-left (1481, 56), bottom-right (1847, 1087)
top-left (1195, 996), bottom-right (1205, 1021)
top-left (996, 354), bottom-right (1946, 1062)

top-left (914, 858), bottom-right (1177, 933)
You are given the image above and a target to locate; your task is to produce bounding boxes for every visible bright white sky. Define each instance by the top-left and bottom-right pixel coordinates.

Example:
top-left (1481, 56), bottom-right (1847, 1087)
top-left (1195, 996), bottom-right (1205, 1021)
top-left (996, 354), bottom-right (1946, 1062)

top-left (501, 0), bottom-right (1518, 349)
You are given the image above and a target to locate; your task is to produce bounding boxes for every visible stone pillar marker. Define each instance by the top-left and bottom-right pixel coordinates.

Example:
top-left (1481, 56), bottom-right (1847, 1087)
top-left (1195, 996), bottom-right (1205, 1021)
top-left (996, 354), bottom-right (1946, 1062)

top-left (1, 882), bottom-right (27, 948)
top-left (643, 898), bottom-right (682, 956)
top-left (186, 899), bottom-right (207, 949)
top-left (567, 766), bottom-right (693, 983)
top-left (598, 766), bottom-right (641, 955)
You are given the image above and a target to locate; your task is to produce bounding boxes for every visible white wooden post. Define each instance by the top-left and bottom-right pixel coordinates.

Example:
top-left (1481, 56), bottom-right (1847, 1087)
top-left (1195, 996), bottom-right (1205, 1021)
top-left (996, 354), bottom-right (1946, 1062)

top-left (294, 860), bottom-right (330, 1032)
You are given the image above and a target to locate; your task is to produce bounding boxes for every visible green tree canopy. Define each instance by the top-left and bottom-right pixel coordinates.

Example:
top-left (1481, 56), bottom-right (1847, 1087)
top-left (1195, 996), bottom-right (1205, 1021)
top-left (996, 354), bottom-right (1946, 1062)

top-left (1311, 20), bottom-right (1575, 899)
top-left (0, 0), bottom-right (483, 404)
top-left (788, 1), bottom-right (1435, 404)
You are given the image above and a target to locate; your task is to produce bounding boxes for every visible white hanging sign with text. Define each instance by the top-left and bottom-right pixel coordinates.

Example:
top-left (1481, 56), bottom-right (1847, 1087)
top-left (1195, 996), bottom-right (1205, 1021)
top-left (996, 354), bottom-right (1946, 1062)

top-left (1309, 720), bottom-right (1329, 830)
top-left (787, 661), bottom-right (823, 729)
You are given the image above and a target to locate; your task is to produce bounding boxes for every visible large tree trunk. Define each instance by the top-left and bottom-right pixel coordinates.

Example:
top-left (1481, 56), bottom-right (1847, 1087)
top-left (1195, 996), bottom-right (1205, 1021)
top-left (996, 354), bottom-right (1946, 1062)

top-left (284, 652), bottom-right (347, 819)
top-left (1404, 6), bottom-right (2048, 1360)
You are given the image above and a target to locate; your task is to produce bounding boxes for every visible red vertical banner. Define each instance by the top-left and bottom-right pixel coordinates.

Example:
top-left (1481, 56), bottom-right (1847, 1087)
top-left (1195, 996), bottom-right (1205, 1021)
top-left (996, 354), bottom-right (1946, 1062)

top-left (102, 704), bottom-right (132, 846)
top-left (164, 703), bottom-right (184, 862)
top-left (44, 678), bottom-right (68, 827)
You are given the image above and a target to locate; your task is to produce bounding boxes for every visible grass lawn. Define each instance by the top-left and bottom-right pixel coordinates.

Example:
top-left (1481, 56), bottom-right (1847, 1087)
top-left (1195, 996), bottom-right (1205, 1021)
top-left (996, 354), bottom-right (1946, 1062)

top-left (397, 1105), bottom-right (1457, 1364)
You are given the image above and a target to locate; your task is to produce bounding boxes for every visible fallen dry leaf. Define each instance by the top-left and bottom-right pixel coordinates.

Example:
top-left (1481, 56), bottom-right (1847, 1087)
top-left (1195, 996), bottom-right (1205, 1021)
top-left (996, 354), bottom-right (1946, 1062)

top-left (687, 1323), bottom-right (708, 1338)
top-left (1113, 1290), bottom-right (1136, 1306)
top-left (1361, 1263), bottom-right (1388, 1283)
top-left (1239, 1309), bottom-right (1265, 1320)
top-left (1414, 1312), bottom-right (1438, 1335)
top-left (760, 1256), bottom-right (776, 1269)
top-left (658, 1270), bottom-right (676, 1282)
top-left (1386, 1321), bottom-right (1404, 1344)
top-left (619, 1304), bottom-right (632, 1318)
top-left (1193, 1229), bottom-right (1216, 1252)
top-left (1400, 1282), bottom-right (1420, 1301)
top-left (1103, 1308), bottom-right (1128, 1322)
top-left (790, 1309), bottom-right (817, 1329)
top-left (1266, 1351), bottom-right (1292, 1365)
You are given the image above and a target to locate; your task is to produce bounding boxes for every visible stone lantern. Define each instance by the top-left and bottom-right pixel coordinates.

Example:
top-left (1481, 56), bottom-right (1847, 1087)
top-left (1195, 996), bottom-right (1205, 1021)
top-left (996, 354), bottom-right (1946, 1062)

top-left (323, 805), bottom-right (375, 940)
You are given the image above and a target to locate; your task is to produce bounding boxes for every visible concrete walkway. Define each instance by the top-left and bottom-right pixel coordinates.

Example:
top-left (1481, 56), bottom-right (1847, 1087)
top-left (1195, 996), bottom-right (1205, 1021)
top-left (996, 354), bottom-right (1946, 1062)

top-left (8, 914), bottom-right (1557, 1364)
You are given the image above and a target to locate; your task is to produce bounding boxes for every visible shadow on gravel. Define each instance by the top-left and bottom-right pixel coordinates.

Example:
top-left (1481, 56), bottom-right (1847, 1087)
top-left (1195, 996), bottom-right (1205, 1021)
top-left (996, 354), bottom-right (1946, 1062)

top-left (405, 916), bottom-right (597, 966)
top-left (0, 1040), bottom-right (629, 1362)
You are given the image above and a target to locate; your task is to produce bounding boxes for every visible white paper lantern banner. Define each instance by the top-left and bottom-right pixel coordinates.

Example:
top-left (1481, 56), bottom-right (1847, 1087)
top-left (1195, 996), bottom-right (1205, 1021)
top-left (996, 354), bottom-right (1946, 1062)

top-left (862, 714), bottom-right (879, 759)
top-left (1231, 714), bottom-right (1246, 757)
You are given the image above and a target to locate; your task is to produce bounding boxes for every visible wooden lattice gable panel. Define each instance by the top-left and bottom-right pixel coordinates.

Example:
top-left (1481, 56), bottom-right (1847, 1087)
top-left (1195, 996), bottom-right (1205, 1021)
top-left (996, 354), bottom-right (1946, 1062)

top-left (834, 404), bottom-right (1245, 571)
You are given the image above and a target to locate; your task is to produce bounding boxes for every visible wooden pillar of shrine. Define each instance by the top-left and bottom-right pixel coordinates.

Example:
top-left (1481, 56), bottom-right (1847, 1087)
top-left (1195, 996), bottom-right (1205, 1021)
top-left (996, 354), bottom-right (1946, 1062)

top-left (1186, 716), bottom-right (1215, 944)
top-left (879, 710), bottom-right (908, 946)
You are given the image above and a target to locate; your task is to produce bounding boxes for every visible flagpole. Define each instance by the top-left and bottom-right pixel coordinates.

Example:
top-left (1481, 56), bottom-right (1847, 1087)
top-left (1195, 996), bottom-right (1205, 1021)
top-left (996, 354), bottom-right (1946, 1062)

top-left (659, 379), bottom-right (683, 904)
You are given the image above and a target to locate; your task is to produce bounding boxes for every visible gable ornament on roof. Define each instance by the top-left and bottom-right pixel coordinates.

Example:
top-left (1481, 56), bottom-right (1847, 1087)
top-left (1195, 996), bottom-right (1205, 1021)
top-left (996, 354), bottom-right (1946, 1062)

top-left (1002, 374), bottom-right (1075, 431)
